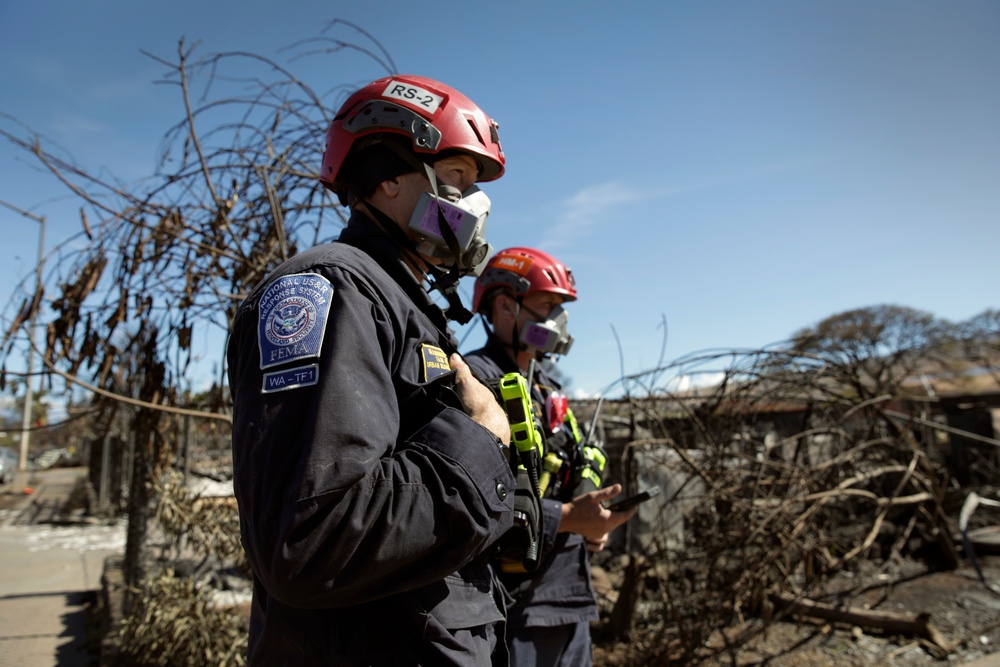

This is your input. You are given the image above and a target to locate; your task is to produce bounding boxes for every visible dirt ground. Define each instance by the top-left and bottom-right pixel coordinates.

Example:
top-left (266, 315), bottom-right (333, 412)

top-left (8, 470), bottom-right (1000, 666)
top-left (592, 555), bottom-right (1000, 666)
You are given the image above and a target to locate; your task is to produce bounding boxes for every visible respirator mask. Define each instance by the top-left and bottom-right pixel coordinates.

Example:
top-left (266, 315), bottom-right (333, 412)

top-left (520, 304), bottom-right (574, 356)
top-left (408, 184), bottom-right (493, 276)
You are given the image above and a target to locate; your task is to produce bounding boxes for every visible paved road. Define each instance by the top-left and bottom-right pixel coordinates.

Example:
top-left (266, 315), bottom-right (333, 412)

top-left (0, 467), bottom-right (124, 666)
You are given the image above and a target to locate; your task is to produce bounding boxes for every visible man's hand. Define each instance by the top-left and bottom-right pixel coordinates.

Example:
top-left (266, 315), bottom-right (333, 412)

top-left (558, 484), bottom-right (637, 542)
top-left (585, 535), bottom-right (609, 553)
top-left (451, 354), bottom-right (511, 446)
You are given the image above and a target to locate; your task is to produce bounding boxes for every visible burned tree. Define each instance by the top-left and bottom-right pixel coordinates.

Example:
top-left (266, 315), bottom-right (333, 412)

top-left (950, 308), bottom-right (1000, 387)
top-left (0, 20), bottom-right (393, 627)
top-left (789, 304), bottom-right (945, 403)
top-left (590, 306), bottom-right (998, 665)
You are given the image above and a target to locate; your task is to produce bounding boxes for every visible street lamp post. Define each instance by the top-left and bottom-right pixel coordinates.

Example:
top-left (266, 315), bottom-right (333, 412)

top-left (1, 200), bottom-right (46, 474)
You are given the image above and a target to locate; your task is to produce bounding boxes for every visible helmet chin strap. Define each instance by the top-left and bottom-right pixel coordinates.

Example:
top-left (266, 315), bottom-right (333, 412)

top-left (480, 311), bottom-right (526, 366)
top-left (511, 300), bottom-right (526, 357)
top-left (372, 141), bottom-right (477, 324)
top-left (361, 197), bottom-right (475, 325)
top-left (435, 273), bottom-right (475, 324)
top-left (496, 296), bottom-right (530, 359)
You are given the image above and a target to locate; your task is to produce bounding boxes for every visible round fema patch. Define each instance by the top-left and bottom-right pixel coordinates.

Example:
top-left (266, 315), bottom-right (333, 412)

top-left (264, 296), bottom-right (318, 347)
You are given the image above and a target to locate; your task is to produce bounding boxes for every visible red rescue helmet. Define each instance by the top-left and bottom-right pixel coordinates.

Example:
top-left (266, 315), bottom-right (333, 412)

top-left (320, 75), bottom-right (505, 204)
top-left (472, 247), bottom-right (577, 316)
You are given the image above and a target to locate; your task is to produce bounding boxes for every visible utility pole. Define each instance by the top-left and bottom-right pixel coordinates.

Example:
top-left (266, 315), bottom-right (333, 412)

top-left (1, 200), bottom-right (46, 473)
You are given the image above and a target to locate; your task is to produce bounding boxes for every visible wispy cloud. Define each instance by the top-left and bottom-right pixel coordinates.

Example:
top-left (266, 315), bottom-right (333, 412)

top-left (50, 113), bottom-right (108, 136)
top-left (538, 154), bottom-right (825, 251)
top-left (539, 181), bottom-right (648, 251)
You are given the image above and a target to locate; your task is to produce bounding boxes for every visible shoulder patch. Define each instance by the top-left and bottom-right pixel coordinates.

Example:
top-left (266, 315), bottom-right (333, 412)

top-left (420, 344), bottom-right (452, 382)
top-left (262, 363), bottom-right (319, 394)
top-left (258, 273), bottom-right (333, 369)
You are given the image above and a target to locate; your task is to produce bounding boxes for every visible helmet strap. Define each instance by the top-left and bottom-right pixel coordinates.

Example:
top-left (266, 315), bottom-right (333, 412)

top-left (481, 312), bottom-right (523, 366)
top-left (411, 157), bottom-right (475, 323)
top-left (510, 298), bottom-right (527, 357)
top-left (354, 140), bottom-right (477, 323)
top-left (381, 139), bottom-right (480, 272)
top-left (360, 197), bottom-right (475, 325)
top-left (361, 200), bottom-right (426, 270)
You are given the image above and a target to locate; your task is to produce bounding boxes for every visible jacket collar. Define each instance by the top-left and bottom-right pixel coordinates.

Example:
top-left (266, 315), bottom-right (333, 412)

top-left (337, 211), bottom-right (453, 336)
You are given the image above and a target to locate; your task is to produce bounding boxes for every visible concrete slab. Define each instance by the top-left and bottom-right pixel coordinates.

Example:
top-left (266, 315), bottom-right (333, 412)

top-left (0, 468), bottom-right (124, 666)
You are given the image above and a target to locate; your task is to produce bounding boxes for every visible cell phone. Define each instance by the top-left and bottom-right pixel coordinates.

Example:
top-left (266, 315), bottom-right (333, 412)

top-left (604, 486), bottom-right (661, 512)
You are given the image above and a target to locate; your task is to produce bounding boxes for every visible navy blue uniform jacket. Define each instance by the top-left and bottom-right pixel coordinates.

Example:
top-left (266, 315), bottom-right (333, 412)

top-left (465, 336), bottom-right (599, 629)
top-left (228, 214), bottom-right (516, 665)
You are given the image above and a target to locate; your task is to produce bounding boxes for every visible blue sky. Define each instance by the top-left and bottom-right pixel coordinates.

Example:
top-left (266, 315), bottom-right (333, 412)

top-left (1, 1), bottom-right (998, 399)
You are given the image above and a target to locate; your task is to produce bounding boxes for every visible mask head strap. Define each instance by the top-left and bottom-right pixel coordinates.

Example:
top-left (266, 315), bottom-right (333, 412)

top-left (369, 141), bottom-right (476, 323)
